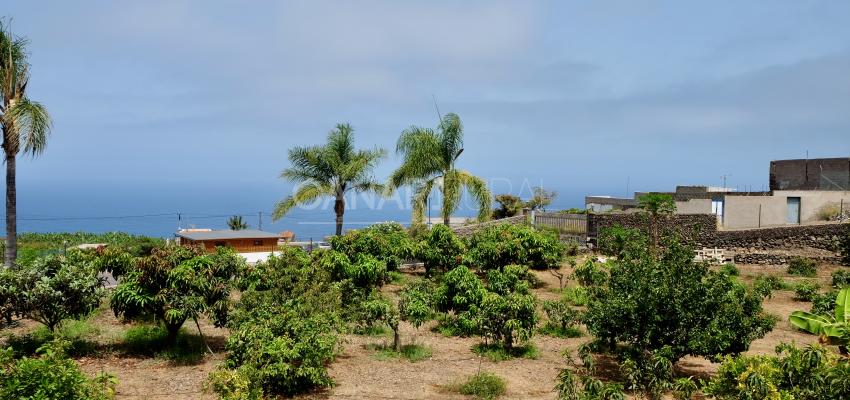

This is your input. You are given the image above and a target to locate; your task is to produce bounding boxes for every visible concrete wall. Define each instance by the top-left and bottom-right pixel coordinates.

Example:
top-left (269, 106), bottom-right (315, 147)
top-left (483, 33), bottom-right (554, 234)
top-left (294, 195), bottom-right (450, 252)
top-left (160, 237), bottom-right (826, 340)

top-left (722, 191), bottom-right (850, 229)
top-left (676, 198), bottom-right (712, 214)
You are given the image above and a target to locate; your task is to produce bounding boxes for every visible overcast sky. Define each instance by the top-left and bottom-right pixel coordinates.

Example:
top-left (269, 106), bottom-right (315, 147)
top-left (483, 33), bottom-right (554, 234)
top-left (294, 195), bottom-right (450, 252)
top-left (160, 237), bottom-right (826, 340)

top-left (5, 1), bottom-right (850, 204)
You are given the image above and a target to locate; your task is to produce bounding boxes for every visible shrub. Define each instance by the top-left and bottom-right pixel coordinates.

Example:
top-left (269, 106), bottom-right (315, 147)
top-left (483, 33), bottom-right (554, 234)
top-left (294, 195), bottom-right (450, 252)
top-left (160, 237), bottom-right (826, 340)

top-left (329, 222), bottom-right (418, 271)
top-left (787, 257), bottom-right (817, 277)
top-left (561, 286), bottom-right (590, 307)
top-left (371, 343), bottom-right (432, 362)
top-left (810, 290), bottom-right (838, 316)
top-left (794, 280), bottom-right (820, 301)
top-left (555, 368), bottom-right (626, 400)
top-left (454, 372), bottom-right (506, 400)
top-left (471, 342), bottom-right (538, 362)
top-left (703, 343), bottom-right (850, 399)
top-left (221, 309), bottom-right (341, 397)
top-left (420, 224), bottom-right (465, 275)
top-left (752, 275), bottom-right (787, 299)
top-left (1, 254), bottom-right (104, 332)
top-left (573, 260), bottom-right (607, 287)
top-left (464, 223), bottom-right (564, 270)
top-left (110, 246), bottom-right (244, 342)
top-left (719, 263), bottom-right (739, 276)
top-left (541, 299), bottom-right (582, 338)
top-left (597, 225), bottom-right (645, 257)
top-left (0, 341), bottom-right (116, 400)
top-left (583, 229), bottom-right (775, 363)
top-left (833, 270), bottom-right (850, 288)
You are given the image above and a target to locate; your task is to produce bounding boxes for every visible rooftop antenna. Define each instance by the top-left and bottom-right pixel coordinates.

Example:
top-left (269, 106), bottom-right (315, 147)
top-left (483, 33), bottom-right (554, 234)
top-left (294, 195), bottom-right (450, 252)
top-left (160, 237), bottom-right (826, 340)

top-left (721, 174), bottom-right (732, 189)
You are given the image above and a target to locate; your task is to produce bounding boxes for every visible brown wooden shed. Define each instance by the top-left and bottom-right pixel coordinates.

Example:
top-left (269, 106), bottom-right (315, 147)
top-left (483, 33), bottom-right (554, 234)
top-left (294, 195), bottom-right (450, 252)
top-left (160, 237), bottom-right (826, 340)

top-left (175, 229), bottom-right (281, 253)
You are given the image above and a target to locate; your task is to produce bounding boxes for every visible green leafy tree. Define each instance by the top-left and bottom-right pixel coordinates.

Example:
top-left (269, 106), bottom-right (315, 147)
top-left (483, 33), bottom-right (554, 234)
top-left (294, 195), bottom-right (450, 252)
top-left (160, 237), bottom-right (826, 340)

top-left (110, 246), bottom-right (245, 343)
top-left (212, 245), bottom-right (345, 398)
top-left (464, 223), bottom-right (564, 271)
top-left (329, 222), bottom-right (419, 271)
top-left (637, 193), bottom-right (676, 253)
top-left (2, 253), bottom-right (104, 332)
top-left (399, 280), bottom-right (434, 332)
top-left (492, 194), bottom-right (524, 219)
top-left (389, 112), bottom-right (491, 225)
top-left (433, 265), bottom-right (487, 335)
top-left (583, 229), bottom-right (775, 363)
top-left (526, 186), bottom-right (557, 211)
top-left (1, 21), bottom-right (52, 267)
top-left (226, 215), bottom-right (249, 230)
top-left (420, 224), bottom-right (465, 275)
top-left (478, 265), bottom-right (538, 350)
top-left (273, 123), bottom-right (385, 236)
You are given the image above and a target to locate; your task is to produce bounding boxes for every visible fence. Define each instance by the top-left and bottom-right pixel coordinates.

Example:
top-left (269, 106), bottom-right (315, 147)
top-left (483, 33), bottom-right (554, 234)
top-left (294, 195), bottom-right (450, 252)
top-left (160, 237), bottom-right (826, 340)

top-left (533, 212), bottom-right (587, 244)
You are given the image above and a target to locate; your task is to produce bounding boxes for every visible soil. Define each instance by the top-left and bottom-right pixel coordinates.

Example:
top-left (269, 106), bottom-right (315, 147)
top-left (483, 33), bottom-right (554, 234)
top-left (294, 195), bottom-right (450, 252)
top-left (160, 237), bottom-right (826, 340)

top-left (1, 258), bottom-right (843, 399)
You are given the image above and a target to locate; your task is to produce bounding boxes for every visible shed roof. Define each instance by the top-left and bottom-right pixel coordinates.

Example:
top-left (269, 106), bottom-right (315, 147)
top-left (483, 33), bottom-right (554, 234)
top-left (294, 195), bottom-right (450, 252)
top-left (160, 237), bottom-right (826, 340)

top-left (176, 229), bottom-right (281, 241)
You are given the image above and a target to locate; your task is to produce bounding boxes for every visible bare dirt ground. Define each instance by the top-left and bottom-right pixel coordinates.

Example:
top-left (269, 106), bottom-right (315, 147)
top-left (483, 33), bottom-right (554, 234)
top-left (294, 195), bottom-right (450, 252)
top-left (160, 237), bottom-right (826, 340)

top-left (1, 259), bottom-right (843, 400)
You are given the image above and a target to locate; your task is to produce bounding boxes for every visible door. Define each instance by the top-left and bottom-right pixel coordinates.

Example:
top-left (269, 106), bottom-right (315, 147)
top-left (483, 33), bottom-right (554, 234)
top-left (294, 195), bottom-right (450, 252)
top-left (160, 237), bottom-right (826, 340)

top-left (711, 196), bottom-right (724, 225)
top-left (786, 197), bottom-right (801, 224)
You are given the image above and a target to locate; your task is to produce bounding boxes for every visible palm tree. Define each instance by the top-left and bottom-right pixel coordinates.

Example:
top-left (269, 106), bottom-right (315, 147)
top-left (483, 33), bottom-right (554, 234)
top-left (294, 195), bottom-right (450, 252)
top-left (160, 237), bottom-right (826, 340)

top-left (226, 215), bottom-right (249, 230)
top-left (0, 23), bottom-right (51, 267)
top-left (389, 113), bottom-right (491, 226)
top-left (273, 123), bottom-right (385, 236)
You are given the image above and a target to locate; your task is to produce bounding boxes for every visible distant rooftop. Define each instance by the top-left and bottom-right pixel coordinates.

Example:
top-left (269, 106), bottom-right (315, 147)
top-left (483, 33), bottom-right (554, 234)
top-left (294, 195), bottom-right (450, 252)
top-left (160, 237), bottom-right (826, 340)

top-left (175, 229), bottom-right (281, 241)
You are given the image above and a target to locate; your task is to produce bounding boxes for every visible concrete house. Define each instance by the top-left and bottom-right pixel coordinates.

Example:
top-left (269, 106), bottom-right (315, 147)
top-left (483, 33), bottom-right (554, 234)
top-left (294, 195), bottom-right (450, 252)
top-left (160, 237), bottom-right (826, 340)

top-left (586, 158), bottom-right (850, 229)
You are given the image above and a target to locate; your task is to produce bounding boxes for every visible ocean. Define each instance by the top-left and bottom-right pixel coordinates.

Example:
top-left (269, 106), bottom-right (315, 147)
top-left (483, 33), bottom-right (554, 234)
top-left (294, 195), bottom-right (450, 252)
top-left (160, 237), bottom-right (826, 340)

top-left (6, 181), bottom-right (588, 241)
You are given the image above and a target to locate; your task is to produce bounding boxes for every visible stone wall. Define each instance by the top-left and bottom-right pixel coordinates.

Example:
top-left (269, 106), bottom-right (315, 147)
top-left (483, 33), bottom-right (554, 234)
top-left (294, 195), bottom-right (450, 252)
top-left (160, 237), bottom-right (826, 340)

top-left (712, 223), bottom-right (848, 252)
top-left (452, 214), bottom-right (528, 237)
top-left (587, 213), bottom-right (718, 245)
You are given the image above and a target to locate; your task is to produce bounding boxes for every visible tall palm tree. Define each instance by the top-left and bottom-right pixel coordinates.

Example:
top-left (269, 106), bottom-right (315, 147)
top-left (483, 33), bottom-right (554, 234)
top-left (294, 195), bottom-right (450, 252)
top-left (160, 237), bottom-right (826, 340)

top-left (273, 123), bottom-right (385, 236)
top-left (226, 215), bottom-right (249, 230)
top-left (0, 23), bottom-right (51, 267)
top-left (390, 113), bottom-right (491, 226)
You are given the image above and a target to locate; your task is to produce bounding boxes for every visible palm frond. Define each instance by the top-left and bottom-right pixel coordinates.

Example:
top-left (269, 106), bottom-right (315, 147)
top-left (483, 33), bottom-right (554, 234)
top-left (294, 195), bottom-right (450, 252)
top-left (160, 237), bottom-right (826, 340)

top-left (272, 182), bottom-right (333, 220)
top-left (4, 97), bottom-right (51, 156)
top-left (438, 112), bottom-right (464, 165)
top-left (441, 170), bottom-right (462, 223)
top-left (411, 178), bottom-right (436, 225)
top-left (459, 170), bottom-right (492, 222)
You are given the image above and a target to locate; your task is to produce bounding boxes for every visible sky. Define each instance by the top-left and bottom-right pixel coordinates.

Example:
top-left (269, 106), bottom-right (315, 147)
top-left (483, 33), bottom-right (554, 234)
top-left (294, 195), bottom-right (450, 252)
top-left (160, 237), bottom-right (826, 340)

top-left (3, 0), bottom-right (850, 237)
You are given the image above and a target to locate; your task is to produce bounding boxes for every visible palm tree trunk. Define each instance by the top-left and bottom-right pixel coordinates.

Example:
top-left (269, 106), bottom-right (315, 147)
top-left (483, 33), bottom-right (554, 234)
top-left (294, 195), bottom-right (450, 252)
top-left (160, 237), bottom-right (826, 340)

top-left (443, 213), bottom-right (450, 226)
top-left (4, 153), bottom-right (16, 268)
top-left (334, 194), bottom-right (345, 236)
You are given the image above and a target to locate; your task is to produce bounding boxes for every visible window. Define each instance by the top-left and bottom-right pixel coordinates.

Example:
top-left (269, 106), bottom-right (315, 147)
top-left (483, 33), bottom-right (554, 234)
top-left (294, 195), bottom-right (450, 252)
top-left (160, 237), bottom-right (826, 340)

top-left (214, 241), bottom-right (226, 248)
top-left (253, 240), bottom-right (263, 246)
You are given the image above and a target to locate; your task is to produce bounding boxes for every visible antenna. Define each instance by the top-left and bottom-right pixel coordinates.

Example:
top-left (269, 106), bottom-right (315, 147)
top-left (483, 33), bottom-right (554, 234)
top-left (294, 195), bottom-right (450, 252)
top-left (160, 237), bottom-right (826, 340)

top-left (258, 211), bottom-right (263, 231)
top-left (432, 94), bottom-right (443, 125)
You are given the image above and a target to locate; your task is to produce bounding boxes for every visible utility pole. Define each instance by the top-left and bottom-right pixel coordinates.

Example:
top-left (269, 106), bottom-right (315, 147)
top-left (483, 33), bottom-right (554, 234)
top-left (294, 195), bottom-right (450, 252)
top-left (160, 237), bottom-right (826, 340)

top-left (258, 211), bottom-right (263, 231)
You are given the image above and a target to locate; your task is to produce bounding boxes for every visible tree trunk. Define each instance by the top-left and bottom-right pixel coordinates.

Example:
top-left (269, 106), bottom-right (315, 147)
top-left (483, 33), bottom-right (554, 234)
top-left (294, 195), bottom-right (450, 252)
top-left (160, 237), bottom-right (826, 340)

top-left (334, 195), bottom-right (345, 236)
top-left (165, 321), bottom-right (183, 344)
top-left (392, 325), bottom-right (400, 352)
top-left (5, 154), bottom-right (16, 268)
top-left (443, 213), bottom-right (450, 226)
